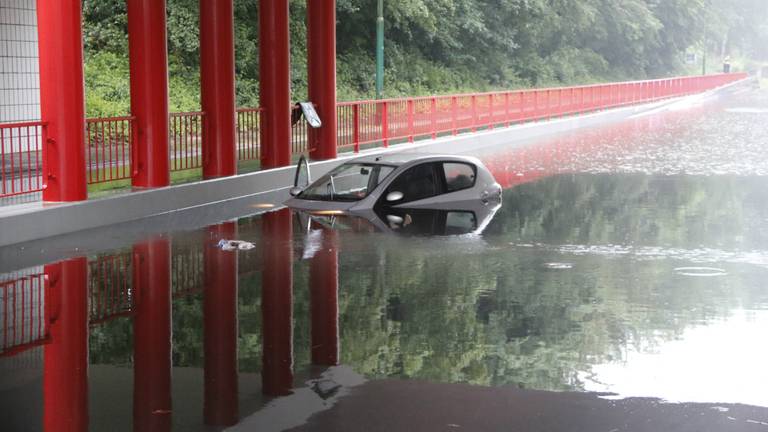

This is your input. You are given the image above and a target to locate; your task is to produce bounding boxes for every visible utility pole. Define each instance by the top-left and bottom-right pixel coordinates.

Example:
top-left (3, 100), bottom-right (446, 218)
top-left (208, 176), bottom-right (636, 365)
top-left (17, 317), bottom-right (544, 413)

top-left (702, 35), bottom-right (707, 75)
top-left (375, 0), bottom-right (384, 99)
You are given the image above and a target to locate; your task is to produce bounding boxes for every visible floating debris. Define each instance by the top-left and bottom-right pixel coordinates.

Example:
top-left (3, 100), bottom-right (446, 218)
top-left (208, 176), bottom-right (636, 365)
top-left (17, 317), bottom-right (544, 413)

top-left (217, 239), bottom-right (256, 251)
top-left (673, 266), bottom-right (727, 277)
top-left (544, 262), bottom-right (573, 270)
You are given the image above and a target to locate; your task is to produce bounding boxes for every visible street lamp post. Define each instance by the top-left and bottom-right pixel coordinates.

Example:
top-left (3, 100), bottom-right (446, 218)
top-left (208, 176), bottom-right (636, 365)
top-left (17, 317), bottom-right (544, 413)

top-left (376, 0), bottom-right (384, 99)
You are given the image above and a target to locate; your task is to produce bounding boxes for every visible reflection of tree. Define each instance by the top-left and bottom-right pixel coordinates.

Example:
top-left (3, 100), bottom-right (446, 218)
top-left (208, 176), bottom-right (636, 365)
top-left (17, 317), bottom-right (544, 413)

top-left (88, 174), bottom-right (768, 393)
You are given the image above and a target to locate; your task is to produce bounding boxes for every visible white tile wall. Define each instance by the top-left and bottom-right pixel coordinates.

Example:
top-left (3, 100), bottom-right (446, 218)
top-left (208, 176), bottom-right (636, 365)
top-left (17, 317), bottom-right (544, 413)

top-left (0, 0), bottom-right (39, 124)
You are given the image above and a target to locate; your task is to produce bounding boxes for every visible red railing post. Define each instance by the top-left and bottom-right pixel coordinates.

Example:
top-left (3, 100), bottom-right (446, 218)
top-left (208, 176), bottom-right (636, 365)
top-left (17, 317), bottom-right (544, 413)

top-left (37, 0), bottom-right (87, 202)
top-left (431, 97), bottom-right (438, 139)
top-left (352, 104), bottom-right (361, 152)
top-left (407, 99), bottom-right (415, 142)
top-left (381, 101), bottom-right (389, 148)
top-left (451, 96), bottom-right (458, 135)
top-left (471, 95), bottom-right (478, 132)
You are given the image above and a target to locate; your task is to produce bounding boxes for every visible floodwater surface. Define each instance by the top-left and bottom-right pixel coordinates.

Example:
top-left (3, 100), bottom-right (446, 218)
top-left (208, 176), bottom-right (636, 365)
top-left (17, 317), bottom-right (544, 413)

top-left (2, 85), bottom-right (768, 431)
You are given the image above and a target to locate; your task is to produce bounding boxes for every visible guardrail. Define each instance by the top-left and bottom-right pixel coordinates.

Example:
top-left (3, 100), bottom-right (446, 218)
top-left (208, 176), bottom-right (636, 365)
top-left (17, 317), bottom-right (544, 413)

top-left (334, 73), bottom-right (746, 151)
top-left (0, 121), bottom-right (46, 198)
top-left (86, 116), bottom-right (135, 184)
top-left (0, 73), bottom-right (748, 202)
top-left (170, 111), bottom-right (205, 172)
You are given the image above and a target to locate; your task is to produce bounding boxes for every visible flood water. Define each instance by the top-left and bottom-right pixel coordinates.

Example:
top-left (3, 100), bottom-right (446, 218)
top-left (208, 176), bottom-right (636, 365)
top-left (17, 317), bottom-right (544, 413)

top-left (2, 85), bottom-right (768, 431)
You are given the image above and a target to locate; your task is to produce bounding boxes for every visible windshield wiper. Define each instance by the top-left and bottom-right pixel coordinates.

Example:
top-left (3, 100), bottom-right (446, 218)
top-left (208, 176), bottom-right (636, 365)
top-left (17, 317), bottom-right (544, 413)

top-left (328, 176), bottom-right (337, 200)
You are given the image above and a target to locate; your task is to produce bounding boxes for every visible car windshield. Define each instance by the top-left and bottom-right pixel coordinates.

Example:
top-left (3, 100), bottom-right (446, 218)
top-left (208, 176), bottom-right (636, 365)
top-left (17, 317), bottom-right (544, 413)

top-left (298, 163), bottom-right (396, 202)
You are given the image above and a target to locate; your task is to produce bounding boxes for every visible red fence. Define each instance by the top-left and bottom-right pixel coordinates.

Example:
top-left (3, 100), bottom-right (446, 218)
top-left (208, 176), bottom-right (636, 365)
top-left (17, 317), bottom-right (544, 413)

top-left (170, 111), bottom-right (205, 172)
top-left (0, 121), bottom-right (45, 198)
top-left (335, 73), bottom-right (747, 151)
top-left (0, 272), bottom-right (48, 357)
top-left (0, 73), bottom-right (749, 202)
top-left (86, 116), bottom-right (134, 184)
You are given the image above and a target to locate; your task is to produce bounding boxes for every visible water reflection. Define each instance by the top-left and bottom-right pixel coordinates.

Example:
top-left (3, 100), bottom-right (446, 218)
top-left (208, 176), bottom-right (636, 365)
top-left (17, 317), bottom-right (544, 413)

top-left (2, 90), bottom-right (768, 430)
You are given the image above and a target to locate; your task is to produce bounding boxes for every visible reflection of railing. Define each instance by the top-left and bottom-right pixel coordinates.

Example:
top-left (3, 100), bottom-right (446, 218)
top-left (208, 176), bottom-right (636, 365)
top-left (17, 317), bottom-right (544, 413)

top-left (0, 73), bottom-right (748, 202)
top-left (88, 253), bottom-right (133, 325)
top-left (0, 272), bottom-right (48, 357)
top-left (0, 121), bottom-right (45, 199)
top-left (172, 246), bottom-right (204, 298)
top-left (86, 116), bottom-right (135, 184)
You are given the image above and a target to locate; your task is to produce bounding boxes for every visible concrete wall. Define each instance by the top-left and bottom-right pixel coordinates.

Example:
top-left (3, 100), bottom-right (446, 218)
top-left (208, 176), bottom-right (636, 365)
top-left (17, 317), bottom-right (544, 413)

top-left (0, 0), bottom-right (39, 124)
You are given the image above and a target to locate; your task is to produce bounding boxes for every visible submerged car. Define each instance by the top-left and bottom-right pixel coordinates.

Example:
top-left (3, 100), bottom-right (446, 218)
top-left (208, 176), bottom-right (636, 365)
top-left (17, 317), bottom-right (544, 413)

top-left (285, 153), bottom-right (502, 214)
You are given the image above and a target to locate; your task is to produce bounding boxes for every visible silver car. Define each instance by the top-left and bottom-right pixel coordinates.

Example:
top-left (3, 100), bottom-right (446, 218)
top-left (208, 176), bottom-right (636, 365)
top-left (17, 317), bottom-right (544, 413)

top-left (285, 153), bottom-right (503, 214)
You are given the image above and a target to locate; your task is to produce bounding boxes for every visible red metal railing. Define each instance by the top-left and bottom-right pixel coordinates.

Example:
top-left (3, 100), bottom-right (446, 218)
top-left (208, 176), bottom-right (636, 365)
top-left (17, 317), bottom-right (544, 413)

top-left (170, 111), bottom-right (205, 172)
top-left (0, 121), bottom-right (45, 198)
top-left (88, 253), bottom-right (134, 325)
top-left (334, 73), bottom-right (747, 152)
top-left (0, 272), bottom-right (49, 357)
top-left (86, 116), bottom-right (135, 184)
top-left (0, 73), bottom-right (749, 202)
top-left (237, 108), bottom-right (261, 162)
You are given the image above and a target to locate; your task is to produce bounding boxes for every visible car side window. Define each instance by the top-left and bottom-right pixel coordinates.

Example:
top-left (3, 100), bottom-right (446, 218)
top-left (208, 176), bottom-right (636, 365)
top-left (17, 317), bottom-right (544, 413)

top-left (386, 163), bottom-right (438, 203)
top-left (442, 163), bottom-right (476, 192)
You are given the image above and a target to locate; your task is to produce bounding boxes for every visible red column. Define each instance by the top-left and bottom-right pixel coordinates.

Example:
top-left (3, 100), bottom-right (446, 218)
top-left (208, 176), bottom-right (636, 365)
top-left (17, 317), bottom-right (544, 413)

top-left (307, 0), bottom-right (337, 160)
top-left (127, 0), bottom-right (170, 188)
top-left (132, 237), bottom-right (172, 432)
top-left (36, 0), bottom-right (87, 202)
top-left (261, 209), bottom-right (294, 396)
top-left (259, 0), bottom-right (292, 169)
top-left (203, 223), bottom-right (239, 426)
top-left (310, 228), bottom-right (339, 365)
top-left (43, 258), bottom-right (88, 431)
top-left (200, 0), bottom-right (237, 178)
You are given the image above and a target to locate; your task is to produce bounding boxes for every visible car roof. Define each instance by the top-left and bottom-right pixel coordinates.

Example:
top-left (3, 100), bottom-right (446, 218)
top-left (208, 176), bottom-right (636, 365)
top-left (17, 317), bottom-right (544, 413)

top-left (348, 152), bottom-right (477, 167)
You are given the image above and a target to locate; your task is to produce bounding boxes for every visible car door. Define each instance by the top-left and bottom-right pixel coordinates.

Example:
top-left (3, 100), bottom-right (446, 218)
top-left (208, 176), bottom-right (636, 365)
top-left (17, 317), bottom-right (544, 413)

top-left (378, 162), bottom-right (440, 207)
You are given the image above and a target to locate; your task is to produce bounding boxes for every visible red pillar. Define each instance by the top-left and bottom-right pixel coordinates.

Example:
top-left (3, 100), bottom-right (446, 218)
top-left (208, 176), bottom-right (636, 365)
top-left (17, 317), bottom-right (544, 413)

top-left (127, 0), bottom-right (170, 188)
top-left (307, 0), bottom-right (338, 160)
top-left (43, 258), bottom-right (89, 431)
top-left (132, 237), bottom-right (172, 432)
top-left (203, 223), bottom-right (239, 426)
top-left (310, 228), bottom-right (339, 365)
top-left (259, 0), bottom-right (292, 169)
top-left (261, 209), bottom-right (294, 396)
top-left (36, 0), bottom-right (87, 202)
top-left (200, 0), bottom-right (237, 178)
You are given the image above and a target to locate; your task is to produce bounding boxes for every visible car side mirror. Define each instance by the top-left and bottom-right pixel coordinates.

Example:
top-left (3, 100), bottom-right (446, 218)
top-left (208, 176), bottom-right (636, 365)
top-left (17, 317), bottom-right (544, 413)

top-left (289, 187), bottom-right (303, 197)
top-left (386, 191), bottom-right (404, 202)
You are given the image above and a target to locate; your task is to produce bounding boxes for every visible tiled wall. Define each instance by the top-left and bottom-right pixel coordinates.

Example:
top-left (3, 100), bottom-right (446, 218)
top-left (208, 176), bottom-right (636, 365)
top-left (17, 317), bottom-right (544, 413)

top-left (0, 0), bottom-right (39, 124)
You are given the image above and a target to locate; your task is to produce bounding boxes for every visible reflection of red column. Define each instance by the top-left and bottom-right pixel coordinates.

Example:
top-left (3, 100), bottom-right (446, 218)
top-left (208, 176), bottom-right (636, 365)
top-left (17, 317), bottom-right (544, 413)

top-left (132, 237), bottom-right (172, 432)
top-left (261, 209), bottom-right (294, 396)
top-left (203, 223), bottom-right (239, 426)
top-left (44, 258), bottom-right (88, 432)
top-left (310, 228), bottom-right (339, 366)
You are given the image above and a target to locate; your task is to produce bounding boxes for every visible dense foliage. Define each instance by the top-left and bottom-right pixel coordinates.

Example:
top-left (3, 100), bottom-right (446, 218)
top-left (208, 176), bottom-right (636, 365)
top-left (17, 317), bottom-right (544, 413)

top-left (82, 0), bottom-right (768, 116)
